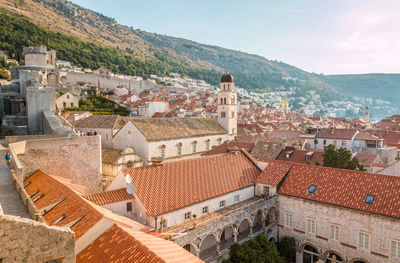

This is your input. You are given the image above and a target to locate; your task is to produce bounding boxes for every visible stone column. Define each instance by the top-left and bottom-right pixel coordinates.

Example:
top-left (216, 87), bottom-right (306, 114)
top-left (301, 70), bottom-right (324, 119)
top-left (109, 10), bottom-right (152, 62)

top-left (296, 250), bottom-right (303, 263)
top-left (194, 248), bottom-right (200, 257)
top-left (249, 225), bottom-right (253, 237)
top-left (233, 231), bottom-right (238, 243)
top-left (216, 241), bottom-right (221, 255)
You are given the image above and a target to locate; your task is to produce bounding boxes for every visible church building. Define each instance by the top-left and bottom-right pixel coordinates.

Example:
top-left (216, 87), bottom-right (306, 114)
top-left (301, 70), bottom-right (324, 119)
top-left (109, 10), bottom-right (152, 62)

top-left (111, 74), bottom-right (238, 164)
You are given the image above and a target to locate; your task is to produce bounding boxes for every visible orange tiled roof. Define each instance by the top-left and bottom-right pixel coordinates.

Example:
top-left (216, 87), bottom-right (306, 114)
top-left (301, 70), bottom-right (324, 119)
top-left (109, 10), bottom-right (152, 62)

top-left (123, 150), bottom-right (261, 216)
top-left (316, 128), bottom-right (357, 140)
top-left (278, 163), bottom-right (400, 219)
top-left (355, 152), bottom-right (377, 167)
top-left (85, 188), bottom-right (132, 206)
top-left (276, 148), bottom-right (324, 165)
top-left (256, 160), bottom-right (292, 186)
top-left (77, 224), bottom-right (203, 263)
top-left (23, 170), bottom-right (103, 239)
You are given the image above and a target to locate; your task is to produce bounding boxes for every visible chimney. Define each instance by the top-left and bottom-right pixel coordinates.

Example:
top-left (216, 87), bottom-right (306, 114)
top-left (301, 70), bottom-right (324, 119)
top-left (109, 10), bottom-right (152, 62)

top-left (229, 146), bottom-right (240, 155)
top-left (151, 157), bottom-right (163, 167)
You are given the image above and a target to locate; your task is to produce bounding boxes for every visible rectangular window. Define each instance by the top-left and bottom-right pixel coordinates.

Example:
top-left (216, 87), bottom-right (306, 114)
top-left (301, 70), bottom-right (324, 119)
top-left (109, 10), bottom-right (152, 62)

top-left (263, 186), bottom-right (270, 196)
top-left (306, 218), bottom-right (316, 234)
top-left (314, 139), bottom-right (318, 144)
top-left (391, 240), bottom-right (400, 259)
top-left (206, 141), bottom-right (210, 151)
top-left (231, 111), bottom-right (235, 118)
top-left (323, 140), bottom-right (327, 145)
top-left (128, 131), bottom-right (131, 134)
top-left (342, 141), bottom-right (346, 146)
top-left (184, 212), bottom-right (191, 221)
top-left (219, 200), bottom-right (225, 209)
top-left (106, 134), bottom-right (108, 141)
top-left (63, 102), bottom-right (66, 107)
top-left (192, 144), bottom-right (197, 153)
top-left (359, 232), bottom-right (370, 250)
top-left (221, 111), bottom-right (226, 118)
top-left (330, 225), bottom-right (340, 241)
top-left (126, 202), bottom-right (132, 212)
top-left (71, 103), bottom-right (74, 107)
top-left (160, 148), bottom-right (165, 159)
top-left (202, 206), bottom-right (209, 214)
top-left (284, 212), bottom-right (293, 228)
top-left (177, 146), bottom-right (182, 156)
top-left (234, 195), bottom-right (240, 203)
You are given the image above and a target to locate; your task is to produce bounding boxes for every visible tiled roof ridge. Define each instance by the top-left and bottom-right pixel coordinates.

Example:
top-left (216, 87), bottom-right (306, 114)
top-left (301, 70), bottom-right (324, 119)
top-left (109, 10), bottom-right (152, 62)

top-left (122, 150), bottom-right (253, 172)
top-left (84, 188), bottom-right (132, 206)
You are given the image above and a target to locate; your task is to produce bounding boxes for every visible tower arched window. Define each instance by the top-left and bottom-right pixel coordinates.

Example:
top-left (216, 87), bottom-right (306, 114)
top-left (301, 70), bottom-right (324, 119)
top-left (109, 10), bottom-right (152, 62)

top-left (224, 98), bottom-right (226, 104)
top-left (220, 98), bottom-right (223, 104)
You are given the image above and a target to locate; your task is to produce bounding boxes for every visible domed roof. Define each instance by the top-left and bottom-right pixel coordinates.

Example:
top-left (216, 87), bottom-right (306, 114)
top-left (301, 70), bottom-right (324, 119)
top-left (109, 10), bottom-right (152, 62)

top-left (220, 73), bottom-right (234, 83)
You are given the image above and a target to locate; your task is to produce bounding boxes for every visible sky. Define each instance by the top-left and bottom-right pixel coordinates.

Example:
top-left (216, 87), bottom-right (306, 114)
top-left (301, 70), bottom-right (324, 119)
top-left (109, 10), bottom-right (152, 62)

top-left (70, 0), bottom-right (400, 75)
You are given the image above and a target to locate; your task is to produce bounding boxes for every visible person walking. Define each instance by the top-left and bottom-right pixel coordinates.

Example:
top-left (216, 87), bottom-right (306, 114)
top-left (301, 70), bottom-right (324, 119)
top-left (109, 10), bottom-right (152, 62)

top-left (5, 152), bottom-right (11, 166)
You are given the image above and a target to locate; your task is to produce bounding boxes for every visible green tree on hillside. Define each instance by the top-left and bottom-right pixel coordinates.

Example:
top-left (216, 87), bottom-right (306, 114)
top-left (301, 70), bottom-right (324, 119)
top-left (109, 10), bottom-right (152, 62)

top-left (322, 144), bottom-right (366, 171)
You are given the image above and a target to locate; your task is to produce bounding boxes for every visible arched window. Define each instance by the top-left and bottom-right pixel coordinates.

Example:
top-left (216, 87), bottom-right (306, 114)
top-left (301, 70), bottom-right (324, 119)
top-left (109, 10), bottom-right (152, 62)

top-left (303, 245), bottom-right (319, 263)
top-left (325, 252), bottom-right (343, 263)
top-left (220, 98), bottom-right (223, 104)
top-left (224, 98), bottom-right (226, 104)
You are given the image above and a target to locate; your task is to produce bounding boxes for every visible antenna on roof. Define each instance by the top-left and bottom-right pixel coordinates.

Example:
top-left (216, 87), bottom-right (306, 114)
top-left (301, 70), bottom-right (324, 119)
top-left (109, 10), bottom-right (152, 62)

top-left (125, 174), bottom-right (132, 184)
top-left (126, 184), bottom-right (135, 195)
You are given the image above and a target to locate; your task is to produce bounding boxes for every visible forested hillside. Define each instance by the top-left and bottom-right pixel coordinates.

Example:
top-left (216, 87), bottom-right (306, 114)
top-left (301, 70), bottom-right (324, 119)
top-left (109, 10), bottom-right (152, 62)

top-left (0, 0), bottom-right (399, 106)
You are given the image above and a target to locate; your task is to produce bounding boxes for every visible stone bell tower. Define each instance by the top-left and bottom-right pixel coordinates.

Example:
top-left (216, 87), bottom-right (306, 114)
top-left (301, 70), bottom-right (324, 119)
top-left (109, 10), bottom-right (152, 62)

top-left (217, 73), bottom-right (237, 136)
top-left (364, 106), bottom-right (370, 122)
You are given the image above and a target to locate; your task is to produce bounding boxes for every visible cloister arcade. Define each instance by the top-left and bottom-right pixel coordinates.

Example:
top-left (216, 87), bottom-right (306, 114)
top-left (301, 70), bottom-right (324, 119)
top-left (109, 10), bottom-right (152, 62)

top-left (296, 242), bottom-right (369, 263)
top-left (180, 204), bottom-right (279, 262)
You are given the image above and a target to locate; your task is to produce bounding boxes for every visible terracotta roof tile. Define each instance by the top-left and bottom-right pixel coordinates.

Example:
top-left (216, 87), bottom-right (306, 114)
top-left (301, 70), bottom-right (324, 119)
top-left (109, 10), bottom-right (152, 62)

top-left (278, 164), bottom-right (400, 219)
top-left (77, 224), bottom-right (203, 263)
top-left (256, 160), bottom-right (292, 186)
top-left (85, 188), bottom-right (133, 206)
top-left (355, 132), bottom-right (379, 141)
top-left (276, 148), bottom-right (324, 165)
top-left (317, 128), bottom-right (357, 140)
top-left (131, 117), bottom-right (227, 141)
top-left (202, 141), bottom-right (255, 156)
top-left (123, 150), bottom-right (261, 216)
top-left (355, 152), bottom-right (377, 167)
top-left (102, 148), bottom-right (123, 165)
top-left (23, 170), bottom-right (103, 239)
top-left (73, 115), bottom-right (127, 129)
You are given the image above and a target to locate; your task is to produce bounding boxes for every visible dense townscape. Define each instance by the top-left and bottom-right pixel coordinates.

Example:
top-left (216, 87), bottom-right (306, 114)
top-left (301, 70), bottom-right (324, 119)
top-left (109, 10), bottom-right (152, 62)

top-left (0, 1), bottom-right (400, 263)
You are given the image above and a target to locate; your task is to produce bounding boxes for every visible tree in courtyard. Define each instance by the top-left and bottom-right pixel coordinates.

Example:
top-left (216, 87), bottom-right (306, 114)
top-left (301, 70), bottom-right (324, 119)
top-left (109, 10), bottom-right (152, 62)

top-left (277, 237), bottom-right (296, 263)
top-left (322, 144), bottom-right (366, 171)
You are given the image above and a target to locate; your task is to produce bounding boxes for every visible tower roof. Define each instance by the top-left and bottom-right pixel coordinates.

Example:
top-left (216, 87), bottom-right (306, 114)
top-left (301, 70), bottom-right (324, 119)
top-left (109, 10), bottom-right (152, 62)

top-left (220, 73), bottom-right (234, 83)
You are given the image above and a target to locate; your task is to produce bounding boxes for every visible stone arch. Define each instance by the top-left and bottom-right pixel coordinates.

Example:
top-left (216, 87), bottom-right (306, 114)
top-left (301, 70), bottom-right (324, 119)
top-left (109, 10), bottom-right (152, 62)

top-left (268, 236), bottom-right (276, 242)
top-left (237, 217), bottom-right (252, 242)
top-left (199, 233), bottom-right (219, 260)
top-left (265, 206), bottom-right (278, 226)
top-left (322, 250), bottom-right (344, 263)
top-left (301, 243), bottom-right (321, 263)
top-left (349, 259), bottom-right (369, 263)
top-left (219, 225), bottom-right (235, 251)
top-left (252, 211), bottom-right (264, 233)
top-left (183, 243), bottom-right (199, 256)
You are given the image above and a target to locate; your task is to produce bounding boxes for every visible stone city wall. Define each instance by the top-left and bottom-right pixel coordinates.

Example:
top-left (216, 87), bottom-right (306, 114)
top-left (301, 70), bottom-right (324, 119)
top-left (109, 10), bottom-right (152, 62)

top-left (0, 214), bottom-right (75, 263)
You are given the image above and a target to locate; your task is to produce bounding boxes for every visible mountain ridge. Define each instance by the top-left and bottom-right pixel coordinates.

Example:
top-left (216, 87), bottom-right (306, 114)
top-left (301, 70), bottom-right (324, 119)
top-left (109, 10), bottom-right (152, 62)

top-left (0, 0), bottom-right (399, 110)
